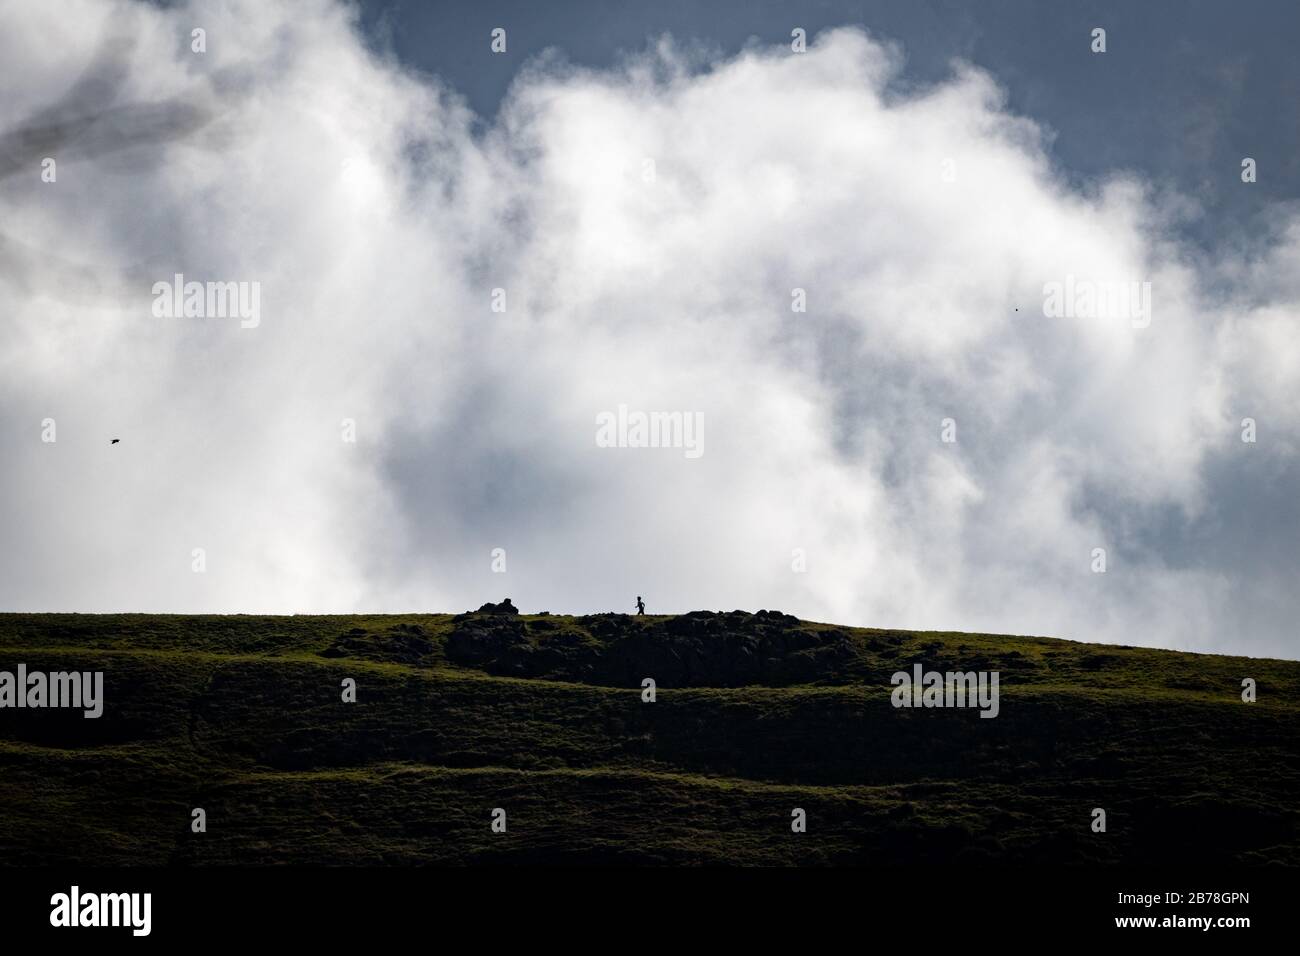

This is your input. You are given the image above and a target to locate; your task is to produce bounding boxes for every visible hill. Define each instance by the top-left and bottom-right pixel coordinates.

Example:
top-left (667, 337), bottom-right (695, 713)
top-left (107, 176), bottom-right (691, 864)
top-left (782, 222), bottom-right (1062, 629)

top-left (1, 609), bottom-right (1297, 865)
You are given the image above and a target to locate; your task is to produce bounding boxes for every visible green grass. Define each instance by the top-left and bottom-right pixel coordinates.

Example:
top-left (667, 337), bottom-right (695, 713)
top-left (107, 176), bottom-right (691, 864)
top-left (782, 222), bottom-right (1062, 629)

top-left (0, 611), bottom-right (1296, 865)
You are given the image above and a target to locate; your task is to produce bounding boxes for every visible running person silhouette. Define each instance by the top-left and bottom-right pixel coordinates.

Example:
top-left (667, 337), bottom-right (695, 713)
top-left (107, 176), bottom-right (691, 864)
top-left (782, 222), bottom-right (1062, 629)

top-left (635, 596), bottom-right (645, 615)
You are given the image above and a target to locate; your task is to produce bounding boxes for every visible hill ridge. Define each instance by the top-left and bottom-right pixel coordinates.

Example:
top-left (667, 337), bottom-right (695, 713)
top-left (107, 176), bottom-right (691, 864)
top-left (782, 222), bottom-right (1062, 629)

top-left (1, 610), bottom-right (1296, 865)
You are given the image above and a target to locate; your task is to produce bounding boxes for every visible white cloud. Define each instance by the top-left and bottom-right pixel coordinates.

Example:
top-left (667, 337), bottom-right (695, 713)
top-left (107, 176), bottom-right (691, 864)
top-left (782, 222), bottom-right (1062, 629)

top-left (1, 0), bottom-right (1296, 657)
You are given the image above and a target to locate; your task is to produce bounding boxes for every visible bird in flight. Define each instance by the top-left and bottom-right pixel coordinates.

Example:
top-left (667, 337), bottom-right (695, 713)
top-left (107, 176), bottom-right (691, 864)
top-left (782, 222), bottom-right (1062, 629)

top-left (110, 438), bottom-right (120, 444)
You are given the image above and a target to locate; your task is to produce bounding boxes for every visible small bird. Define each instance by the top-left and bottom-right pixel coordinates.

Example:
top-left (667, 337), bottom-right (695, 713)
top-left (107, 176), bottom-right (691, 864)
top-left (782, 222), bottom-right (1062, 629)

top-left (110, 438), bottom-right (120, 444)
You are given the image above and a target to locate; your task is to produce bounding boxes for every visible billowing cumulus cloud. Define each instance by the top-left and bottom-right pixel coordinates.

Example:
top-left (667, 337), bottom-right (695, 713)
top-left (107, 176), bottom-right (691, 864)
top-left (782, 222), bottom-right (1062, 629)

top-left (1, 0), bottom-right (1296, 658)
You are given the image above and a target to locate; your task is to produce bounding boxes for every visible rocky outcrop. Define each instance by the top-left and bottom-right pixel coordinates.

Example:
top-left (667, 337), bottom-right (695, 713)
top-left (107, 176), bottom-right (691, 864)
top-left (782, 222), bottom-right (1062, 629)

top-left (451, 598), bottom-right (519, 621)
top-left (444, 608), bottom-right (861, 687)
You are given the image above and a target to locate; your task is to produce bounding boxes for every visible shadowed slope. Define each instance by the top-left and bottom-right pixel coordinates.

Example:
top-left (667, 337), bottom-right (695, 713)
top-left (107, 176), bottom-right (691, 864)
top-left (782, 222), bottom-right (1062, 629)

top-left (0, 611), bottom-right (1296, 865)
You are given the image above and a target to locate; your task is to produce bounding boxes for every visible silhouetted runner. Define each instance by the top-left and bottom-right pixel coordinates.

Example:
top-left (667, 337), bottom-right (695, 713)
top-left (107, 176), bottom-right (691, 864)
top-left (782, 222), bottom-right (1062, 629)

top-left (635, 596), bottom-right (645, 615)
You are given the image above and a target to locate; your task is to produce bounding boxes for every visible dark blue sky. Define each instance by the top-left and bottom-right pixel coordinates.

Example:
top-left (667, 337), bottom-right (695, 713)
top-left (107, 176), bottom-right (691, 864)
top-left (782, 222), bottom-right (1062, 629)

top-left (357, 0), bottom-right (1300, 251)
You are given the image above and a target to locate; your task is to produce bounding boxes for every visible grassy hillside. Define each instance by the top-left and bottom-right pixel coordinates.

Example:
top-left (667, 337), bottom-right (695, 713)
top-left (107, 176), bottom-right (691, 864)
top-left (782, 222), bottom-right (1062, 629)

top-left (1, 610), bottom-right (1297, 865)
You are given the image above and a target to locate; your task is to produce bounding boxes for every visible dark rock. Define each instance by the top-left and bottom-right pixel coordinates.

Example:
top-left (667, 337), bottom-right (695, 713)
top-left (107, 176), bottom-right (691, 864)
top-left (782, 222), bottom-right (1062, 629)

top-left (444, 607), bottom-right (861, 688)
top-left (475, 598), bottom-right (519, 615)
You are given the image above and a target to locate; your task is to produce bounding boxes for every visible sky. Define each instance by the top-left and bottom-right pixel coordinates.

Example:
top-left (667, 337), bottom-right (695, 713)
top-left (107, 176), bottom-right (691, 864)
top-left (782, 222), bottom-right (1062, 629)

top-left (1, 0), bottom-right (1297, 660)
